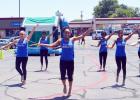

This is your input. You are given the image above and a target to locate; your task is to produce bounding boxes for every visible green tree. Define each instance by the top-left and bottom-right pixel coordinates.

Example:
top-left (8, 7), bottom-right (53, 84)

top-left (119, 4), bottom-right (128, 9)
top-left (115, 8), bottom-right (132, 17)
top-left (94, 0), bottom-right (119, 18)
top-left (134, 7), bottom-right (140, 17)
top-left (94, 0), bottom-right (140, 18)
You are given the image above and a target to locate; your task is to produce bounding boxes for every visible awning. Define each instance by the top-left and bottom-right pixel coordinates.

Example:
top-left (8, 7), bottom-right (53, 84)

top-left (23, 16), bottom-right (57, 26)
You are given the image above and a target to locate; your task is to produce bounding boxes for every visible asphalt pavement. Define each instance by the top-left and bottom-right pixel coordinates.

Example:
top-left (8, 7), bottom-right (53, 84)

top-left (0, 35), bottom-right (140, 100)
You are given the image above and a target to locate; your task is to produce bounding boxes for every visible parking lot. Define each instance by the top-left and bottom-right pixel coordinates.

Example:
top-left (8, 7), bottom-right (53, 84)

top-left (0, 35), bottom-right (140, 100)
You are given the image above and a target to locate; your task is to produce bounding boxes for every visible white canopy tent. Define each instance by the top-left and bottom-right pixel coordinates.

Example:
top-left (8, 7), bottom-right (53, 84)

top-left (22, 16), bottom-right (58, 43)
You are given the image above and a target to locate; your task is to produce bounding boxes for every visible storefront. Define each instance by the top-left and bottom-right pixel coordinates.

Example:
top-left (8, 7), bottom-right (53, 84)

top-left (0, 17), bottom-right (24, 38)
top-left (69, 18), bottom-right (140, 35)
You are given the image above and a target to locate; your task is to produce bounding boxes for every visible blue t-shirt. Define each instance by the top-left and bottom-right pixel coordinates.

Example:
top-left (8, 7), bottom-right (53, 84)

top-left (16, 39), bottom-right (28, 57)
top-left (60, 38), bottom-right (74, 61)
top-left (99, 38), bottom-right (107, 53)
top-left (40, 37), bottom-right (48, 50)
top-left (115, 39), bottom-right (126, 57)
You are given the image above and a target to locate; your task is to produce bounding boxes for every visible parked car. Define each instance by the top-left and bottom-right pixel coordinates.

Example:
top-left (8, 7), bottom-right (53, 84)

top-left (2, 36), bottom-right (19, 49)
top-left (112, 28), bottom-right (121, 34)
top-left (0, 39), bottom-right (9, 47)
top-left (92, 30), bottom-right (104, 40)
top-left (123, 28), bottom-right (133, 35)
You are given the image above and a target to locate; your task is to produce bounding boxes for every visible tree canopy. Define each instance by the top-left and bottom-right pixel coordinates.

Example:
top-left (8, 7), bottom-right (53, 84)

top-left (94, 0), bottom-right (140, 18)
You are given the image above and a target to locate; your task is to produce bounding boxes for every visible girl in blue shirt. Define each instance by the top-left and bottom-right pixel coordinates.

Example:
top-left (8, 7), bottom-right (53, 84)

top-left (38, 28), bottom-right (57, 71)
top-left (0, 25), bottom-right (38, 85)
top-left (93, 31), bottom-right (114, 71)
top-left (39, 28), bottom-right (92, 96)
top-left (108, 30), bottom-right (135, 85)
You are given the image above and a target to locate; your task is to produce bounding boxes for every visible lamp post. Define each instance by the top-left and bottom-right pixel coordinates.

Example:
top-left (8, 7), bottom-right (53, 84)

top-left (80, 11), bottom-right (83, 21)
top-left (18, 0), bottom-right (21, 31)
top-left (19, 0), bottom-right (20, 18)
top-left (92, 15), bottom-right (96, 31)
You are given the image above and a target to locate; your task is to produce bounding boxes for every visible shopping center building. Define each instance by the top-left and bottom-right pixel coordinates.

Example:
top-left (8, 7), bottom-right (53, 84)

top-left (0, 17), bottom-right (24, 38)
top-left (69, 17), bottom-right (140, 35)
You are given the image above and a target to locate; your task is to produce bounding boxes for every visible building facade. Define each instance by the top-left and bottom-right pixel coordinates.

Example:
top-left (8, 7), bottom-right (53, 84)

top-left (0, 17), bottom-right (24, 38)
top-left (69, 17), bottom-right (140, 35)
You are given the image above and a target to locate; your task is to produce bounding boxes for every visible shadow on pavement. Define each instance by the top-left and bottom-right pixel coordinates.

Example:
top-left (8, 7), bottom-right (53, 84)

top-left (34, 70), bottom-right (43, 72)
top-left (4, 83), bottom-right (25, 88)
top-left (28, 95), bottom-right (79, 100)
top-left (101, 84), bottom-right (125, 89)
top-left (5, 83), bottom-right (23, 87)
top-left (50, 95), bottom-right (70, 100)
top-left (135, 75), bottom-right (140, 77)
top-left (34, 70), bottom-right (50, 73)
top-left (111, 84), bottom-right (125, 88)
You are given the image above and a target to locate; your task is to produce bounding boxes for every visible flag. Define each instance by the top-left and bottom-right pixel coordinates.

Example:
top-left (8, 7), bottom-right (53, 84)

top-left (59, 17), bottom-right (69, 38)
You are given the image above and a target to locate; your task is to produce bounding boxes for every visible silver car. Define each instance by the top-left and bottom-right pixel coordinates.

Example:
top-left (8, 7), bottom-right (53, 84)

top-left (0, 39), bottom-right (9, 47)
top-left (92, 30), bottom-right (103, 40)
top-left (123, 28), bottom-right (133, 35)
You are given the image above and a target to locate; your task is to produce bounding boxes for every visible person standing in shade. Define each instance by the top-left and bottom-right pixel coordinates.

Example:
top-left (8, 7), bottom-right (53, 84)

top-left (108, 30), bottom-right (135, 85)
top-left (39, 28), bottom-right (58, 71)
top-left (93, 31), bottom-right (114, 71)
top-left (138, 37), bottom-right (140, 59)
top-left (0, 25), bottom-right (38, 85)
top-left (38, 27), bottom-right (92, 96)
top-left (81, 36), bottom-right (85, 45)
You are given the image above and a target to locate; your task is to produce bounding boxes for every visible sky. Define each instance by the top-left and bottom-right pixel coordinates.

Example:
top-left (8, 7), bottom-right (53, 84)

top-left (0, 0), bottom-right (140, 21)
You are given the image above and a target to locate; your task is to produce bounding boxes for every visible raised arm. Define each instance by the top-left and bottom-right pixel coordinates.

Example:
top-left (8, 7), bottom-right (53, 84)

top-left (26, 24), bottom-right (38, 42)
top-left (128, 41), bottom-right (138, 46)
top-left (47, 27), bottom-right (58, 38)
top-left (38, 38), bottom-right (61, 48)
top-left (0, 40), bottom-right (17, 50)
top-left (38, 38), bottom-right (41, 44)
top-left (91, 40), bottom-right (101, 47)
top-left (29, 38), bottom-right (41, 47)
top-left (125, 32), bottom-right (135, 41)
top-left (106, 32), bottom-right (115, 41)
top-left (72, 28), bottom-right (93, 42)
top-left (107, 40), bottom-right (116, 49)
top-left (97, 41), bottom-right (101, 47)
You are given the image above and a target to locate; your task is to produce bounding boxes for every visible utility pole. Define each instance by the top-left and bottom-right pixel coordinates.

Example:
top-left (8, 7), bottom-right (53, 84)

top-left (92, 15), bottom-right (96, 31)
top-left (18, 0), bottom-right (21, 31)
top-left (80, 11), bottom-right (83, 21)
top-left (19, 0), bottom-right (20, 18)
